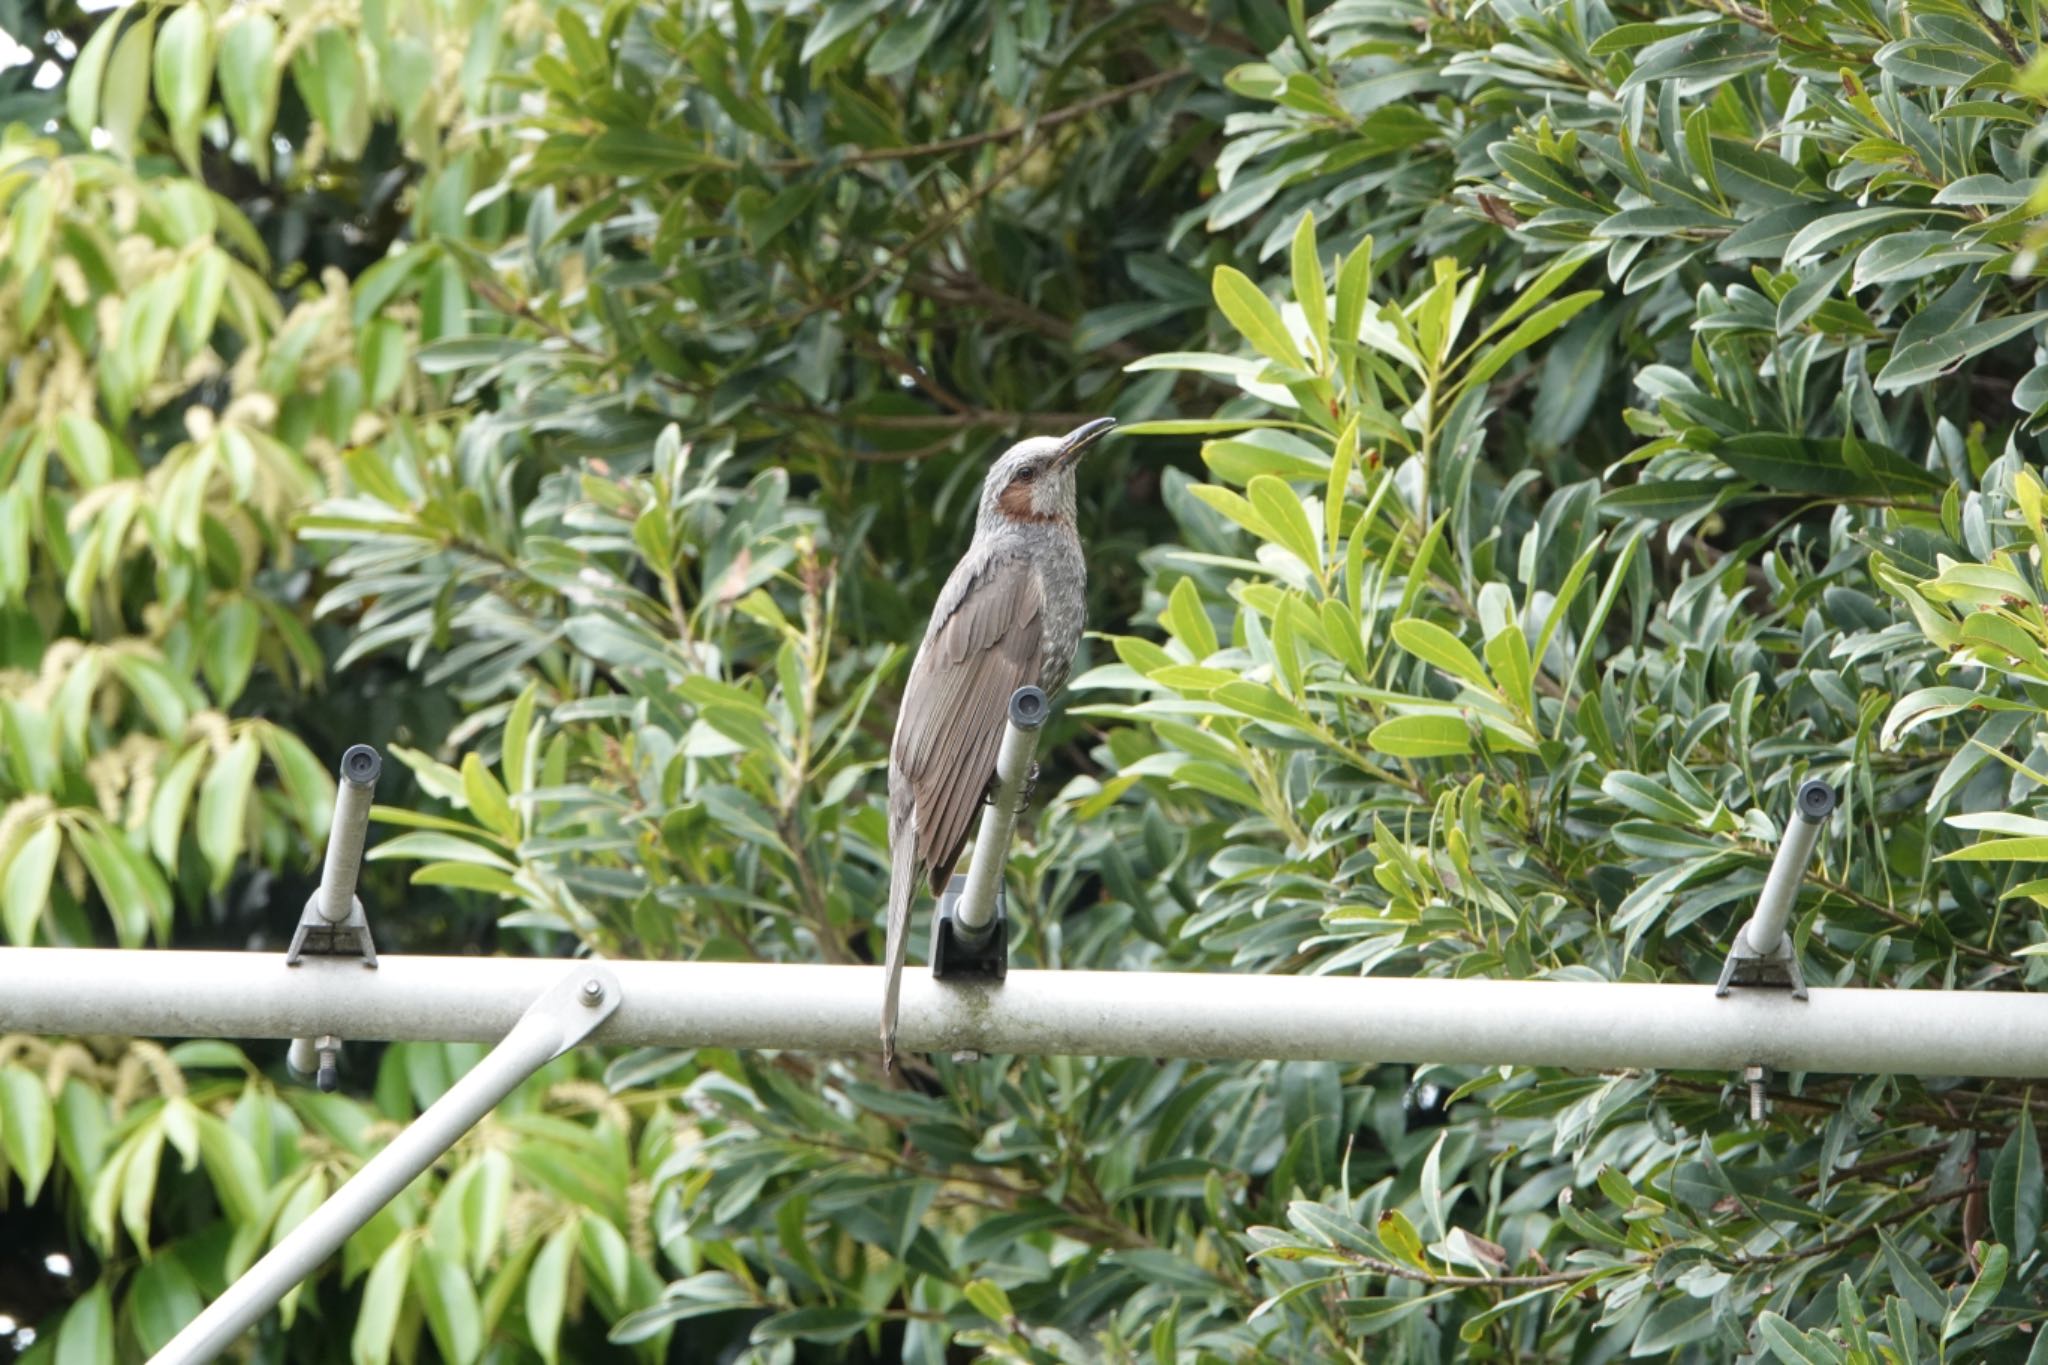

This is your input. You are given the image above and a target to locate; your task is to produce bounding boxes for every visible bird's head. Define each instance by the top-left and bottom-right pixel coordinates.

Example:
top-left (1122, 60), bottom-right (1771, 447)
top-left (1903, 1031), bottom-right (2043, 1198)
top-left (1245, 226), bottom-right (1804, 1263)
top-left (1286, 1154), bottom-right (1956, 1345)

top-left (975, 417), bottom-right (1116, 533)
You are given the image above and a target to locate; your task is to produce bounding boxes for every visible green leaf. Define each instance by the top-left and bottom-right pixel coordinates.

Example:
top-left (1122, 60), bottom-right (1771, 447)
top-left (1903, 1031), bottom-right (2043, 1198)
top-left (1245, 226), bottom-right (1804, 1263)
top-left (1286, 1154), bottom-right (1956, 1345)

top-left (352, 1236), bottom-right (415, 1365)
top-left (1369, 713), bottom-right (1471, 758)
top-left (1188, 483), bottom-right (1277, 543)
top-left (191, 1112), bottom-right (263, 1228)
top-left (1172, 760), bottom-right (1263, 808)
top-left (1392, 619), bottom-right (1493, 692)
top-left (1634, 1296), bottom-right (1721, 1355)
top-left (1419, 1130), bottom-right (1451, 1241)
top-left (1601, 772), bottom-right (1699, 823)
top-left (1881, 1228), bottom-right (1949, 1323)
top-left (1344, 1293), bottom-right (1452, 1331)
top-left (412, 862), bottom-right (520, 896)
top-left (1991, 1109), bottom-right (2043, 1264)
top-left (1756, 1311), bottom-right (1842, 1364)
top-left (1161, 577), bottom-right (1218, 659)
top-left (752, 1305), bottom-right (870, 1344)
top-left (150, 744), bottom-right (210, 870)
top-left (261, 725), bottom-right (335, 847)
top-left (1942, 837), bottom-right (2048, 861)
top-left (962, 1278), bottom-right (1016, 1326)
top-left (120, 1123), bottom-right (164, 1257)
top-left (1333, 237), bottom-right (1375, 345)
top-left (2, 820), bottom-right (61, 946)
top-left (1116, 418), bottom-right (1310, 436)
top-left (368, 832), bottom-right (516, 869)
top-left (1376, 1209), bottom-right (1426, 1266)
top-left (71, 820), bottom-right (163, 947)
top-left (502, 683), bottom-right (539, 796)
top-left (1877, 310), bottom-right (2048, 393)
top-left (128, 1255), bottom-right (203, 1355)
top-left (153, 3), bottom-right (214, 170)
top-left (0, 1066), bottom-right (56, 1203)
top-left (218, 14), bottom-right (281, 176)
top-left (526, 1221), bottom-right (577, 1365)
top-left (413, 1245), bottom-right (483, 1365)
top-left (1203, 437), bottom-right (1329, 484)
top-left (55, 1282), bottom-right (113, 1365)
top-left (1215, 681), bottom-right (1305, 728)
top-left (1291, 213), bottom-right (1329, 362)
top-left (1943, 1243), bottom-right (2008, 1343)
top-left (1246, 475), bottom-right (1320, 570)
top-left (460, 753), bottom-right (519, 841)
top-left (1483, 622), bottom-right (1534, 716)
top-left (1214, 267), bottom-right (1305, 369)
top-left (67, 12), bottom-right (121, 141)
top-left (359, 318), bottom-right (408, 405)
top-left (197, 733), bottom-right (261, 892)
top-left (101, 12), bottom-right (157, 162)
top-left (203, 597), bottom-right (262, 705)
top-left (293, 28), bottom-right (370, 162)
top-left (1459, 290), bottom-right (1602, 392)
top-left (1715, 433), bottom-right (1943, 497)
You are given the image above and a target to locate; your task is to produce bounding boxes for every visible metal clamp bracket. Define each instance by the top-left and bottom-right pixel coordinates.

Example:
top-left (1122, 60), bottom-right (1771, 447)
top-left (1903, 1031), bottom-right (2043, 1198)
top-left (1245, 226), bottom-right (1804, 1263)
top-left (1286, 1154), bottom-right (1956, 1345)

top-left (1714, 778), bottom-right (1836, 1002)
top-left (285, 745), bottom-right (382, 1092)
top-left (1714, 927), bottom-right (1809, 999)
top-left (931, 873), bottom-right (1008, 982)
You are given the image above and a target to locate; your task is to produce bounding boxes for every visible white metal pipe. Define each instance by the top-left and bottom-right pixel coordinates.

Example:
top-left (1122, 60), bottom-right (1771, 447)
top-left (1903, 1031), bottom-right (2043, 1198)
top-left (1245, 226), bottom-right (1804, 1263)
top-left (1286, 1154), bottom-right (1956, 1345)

top-left (955, 686), bottom-right (1048, 933)
top-left (5, 949), bottom-right (2048, 1076)
top-left (149, 964), bottom-right (620, 1365)
top-left (316, 746), bottom-right (382, 925)
top-left (1736, 778), bottom-right (1837, 957)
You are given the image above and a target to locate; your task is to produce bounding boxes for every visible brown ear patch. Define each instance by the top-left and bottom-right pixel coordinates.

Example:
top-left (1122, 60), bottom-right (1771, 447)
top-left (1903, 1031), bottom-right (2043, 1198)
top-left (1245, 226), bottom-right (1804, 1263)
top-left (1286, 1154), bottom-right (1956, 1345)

top-left (998, 479), bottom-right (1057, 523)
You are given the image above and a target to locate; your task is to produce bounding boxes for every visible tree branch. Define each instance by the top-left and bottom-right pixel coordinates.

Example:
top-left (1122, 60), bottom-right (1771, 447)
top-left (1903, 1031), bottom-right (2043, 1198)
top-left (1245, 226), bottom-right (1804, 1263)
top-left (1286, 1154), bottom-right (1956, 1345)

top-left (764, 69), bottom-right (1190, 173)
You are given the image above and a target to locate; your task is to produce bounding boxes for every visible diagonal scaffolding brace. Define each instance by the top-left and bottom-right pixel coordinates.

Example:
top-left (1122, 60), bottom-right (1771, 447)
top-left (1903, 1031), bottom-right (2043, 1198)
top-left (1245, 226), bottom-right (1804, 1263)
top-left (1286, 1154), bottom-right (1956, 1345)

top-left (148, 962), bottom-right (621, 1365)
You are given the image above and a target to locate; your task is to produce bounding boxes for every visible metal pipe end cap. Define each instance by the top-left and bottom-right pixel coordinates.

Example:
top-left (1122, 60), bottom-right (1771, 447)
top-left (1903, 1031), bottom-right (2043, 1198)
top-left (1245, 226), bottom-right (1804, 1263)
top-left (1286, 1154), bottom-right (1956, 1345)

top-left (1009, 686), bottom-right (1048, 730)
top-left (1796, 778), bottom-right (1836, 822)
top-left (340, 745), bottom-right (383, 788)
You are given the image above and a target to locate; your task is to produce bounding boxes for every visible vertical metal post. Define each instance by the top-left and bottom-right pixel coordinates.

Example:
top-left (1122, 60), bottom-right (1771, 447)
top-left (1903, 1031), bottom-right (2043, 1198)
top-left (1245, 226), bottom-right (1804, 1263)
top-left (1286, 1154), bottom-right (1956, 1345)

top-left (316, 745), bottom-right (382, 926)
top-left (1716, 778), bottom-right (1837, 1000)
top-left (929, 687), bottom-right (1047, 987)
top-left (956, 687), bottom-right (1048, 933)
top-left (148, 964), bottom-right (621, 1365)
top-left (287, 746), bottom-right (384, 1091)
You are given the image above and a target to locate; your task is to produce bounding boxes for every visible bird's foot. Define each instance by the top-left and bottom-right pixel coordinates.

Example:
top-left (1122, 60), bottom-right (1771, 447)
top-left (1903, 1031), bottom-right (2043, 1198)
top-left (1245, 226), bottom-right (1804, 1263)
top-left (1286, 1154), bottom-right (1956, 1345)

top-left (979, 762), bottom-right (1041, 812)
top-left (1013, 761), bottom-right (1040, 814)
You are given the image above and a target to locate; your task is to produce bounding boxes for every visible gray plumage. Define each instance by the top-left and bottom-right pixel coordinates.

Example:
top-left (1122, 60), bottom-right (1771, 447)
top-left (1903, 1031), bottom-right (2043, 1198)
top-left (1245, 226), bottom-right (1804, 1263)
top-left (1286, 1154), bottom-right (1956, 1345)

top-left (880, 417), bottom-right (1114, 1071)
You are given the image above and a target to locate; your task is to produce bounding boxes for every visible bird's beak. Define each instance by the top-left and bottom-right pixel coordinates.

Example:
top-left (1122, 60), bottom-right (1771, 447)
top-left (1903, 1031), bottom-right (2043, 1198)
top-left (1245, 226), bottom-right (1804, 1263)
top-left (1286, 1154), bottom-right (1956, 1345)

top-left (1054, 416), bottom-right (1117, 468)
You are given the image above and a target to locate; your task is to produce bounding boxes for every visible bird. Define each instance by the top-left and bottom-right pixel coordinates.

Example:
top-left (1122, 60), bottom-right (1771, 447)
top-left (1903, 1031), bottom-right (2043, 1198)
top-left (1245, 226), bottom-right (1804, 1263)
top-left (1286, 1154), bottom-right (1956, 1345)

top-left (880, 416), bottom-right (1116, 1072)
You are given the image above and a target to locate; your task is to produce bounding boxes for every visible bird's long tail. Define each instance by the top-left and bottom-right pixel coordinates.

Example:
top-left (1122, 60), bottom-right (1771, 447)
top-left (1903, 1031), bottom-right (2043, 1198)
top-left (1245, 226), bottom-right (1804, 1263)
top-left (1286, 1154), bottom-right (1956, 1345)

top-left (880, 819), bottom-right (918, 1074)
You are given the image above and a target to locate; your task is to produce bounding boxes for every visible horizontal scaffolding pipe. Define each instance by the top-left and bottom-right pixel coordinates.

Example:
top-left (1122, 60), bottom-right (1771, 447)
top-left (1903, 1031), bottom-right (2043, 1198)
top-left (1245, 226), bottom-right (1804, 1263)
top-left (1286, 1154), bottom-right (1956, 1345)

top-left (4, 950), bottom-right (2048, 1077)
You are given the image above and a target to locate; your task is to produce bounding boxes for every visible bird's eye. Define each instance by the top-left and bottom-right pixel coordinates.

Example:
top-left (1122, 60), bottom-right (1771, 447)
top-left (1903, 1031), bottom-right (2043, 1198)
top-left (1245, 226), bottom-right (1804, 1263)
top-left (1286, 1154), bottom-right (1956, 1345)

top-left (1017, 464), bottom-right (1038, 483)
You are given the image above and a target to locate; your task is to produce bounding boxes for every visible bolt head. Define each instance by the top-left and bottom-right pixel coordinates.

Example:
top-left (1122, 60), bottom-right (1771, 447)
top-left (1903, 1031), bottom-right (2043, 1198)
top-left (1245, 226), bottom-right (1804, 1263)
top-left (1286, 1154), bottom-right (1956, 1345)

top-left (340, 744), bottom-right (383, 787)
top-left (580, 978), bottom-right (605, 1005)
top-left (1796, 779), bottom-right (1837, 822)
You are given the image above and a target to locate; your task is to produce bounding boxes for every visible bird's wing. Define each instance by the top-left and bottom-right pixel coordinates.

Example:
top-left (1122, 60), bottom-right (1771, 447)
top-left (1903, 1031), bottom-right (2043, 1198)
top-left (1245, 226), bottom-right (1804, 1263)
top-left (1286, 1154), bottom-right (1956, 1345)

top-left (893, 552), bottom-right (1044, 895)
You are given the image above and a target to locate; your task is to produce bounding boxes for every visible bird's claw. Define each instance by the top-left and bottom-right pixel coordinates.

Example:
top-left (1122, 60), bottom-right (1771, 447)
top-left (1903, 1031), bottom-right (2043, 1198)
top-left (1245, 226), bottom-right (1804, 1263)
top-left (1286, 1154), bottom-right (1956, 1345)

top-left (981, 762), bottom-right (1041, 813)
top-left (1014, 761), bottom-right (1040, 814)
